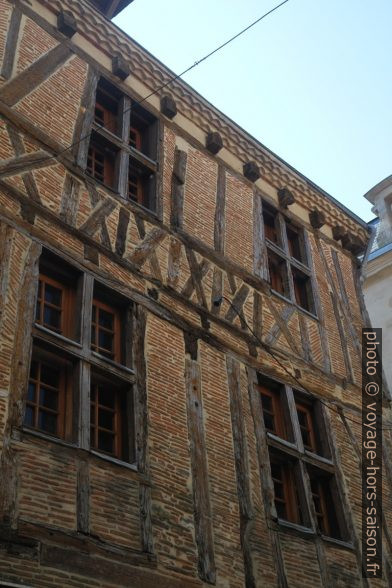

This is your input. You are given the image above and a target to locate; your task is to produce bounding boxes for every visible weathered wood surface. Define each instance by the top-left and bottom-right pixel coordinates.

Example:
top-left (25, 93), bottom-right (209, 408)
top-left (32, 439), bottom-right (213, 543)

top-left (132, 305), bottom-right (153, 553)
top-left (76, 458), bottom-right (90, 534)
top-left (0, 43), bottom-right (73, 106)
top-left (253, 191), bottom-right (269, 281)
top-left (214, 165), bottom-right (226, 253)
top-left (0, 239), bottom-right (41, 526)
top-left (0, 6), bottom-right (22, 80)
top-left (72, 67), bottom-right (99, 166)
top-left (185, 357), bottom-right (216, 584)
top-left (246, 368), bottom-right (288, 588)
top-left (170, 148), bottom-right (187, 229)
top-left (226, 356), bottom-right (255, 588)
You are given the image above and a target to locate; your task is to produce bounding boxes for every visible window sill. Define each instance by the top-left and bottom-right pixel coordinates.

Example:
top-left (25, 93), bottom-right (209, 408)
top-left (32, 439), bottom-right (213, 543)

top-left (33, 323), bottom-right (82, 348)
top-left (321, 535), bottom-right (354, 550)
top-left (268, 290), bottom-right (318, 321)
top-left (19, 428), bottom-right (141, 475)
top-left (276, 518), bottom-right (315, 538)
top-left (91, 350), bottom-right (134, 375)
top-left (304, 449), bottom-right (334, 467)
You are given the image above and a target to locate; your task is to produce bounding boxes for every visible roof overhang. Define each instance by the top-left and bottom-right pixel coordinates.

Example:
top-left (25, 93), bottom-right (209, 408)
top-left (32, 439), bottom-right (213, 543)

top-left (87, 0), bottom-right (135, 19)
top-left (364, 174), bottom-right (392, 204)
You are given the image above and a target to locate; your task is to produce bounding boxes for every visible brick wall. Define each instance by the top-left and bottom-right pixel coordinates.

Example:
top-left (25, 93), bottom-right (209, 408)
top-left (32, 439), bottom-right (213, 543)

top-left (0, 0), bottom-right (390, 586)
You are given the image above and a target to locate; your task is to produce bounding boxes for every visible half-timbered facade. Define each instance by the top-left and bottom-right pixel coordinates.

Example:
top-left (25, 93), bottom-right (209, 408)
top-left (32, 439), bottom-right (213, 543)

top-left (0, 0), bottom-right (391, 586)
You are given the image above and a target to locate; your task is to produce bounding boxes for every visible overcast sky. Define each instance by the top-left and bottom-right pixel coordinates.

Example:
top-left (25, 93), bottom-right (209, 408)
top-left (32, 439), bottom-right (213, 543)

top-left (114, 0), bottom-right (392, 222)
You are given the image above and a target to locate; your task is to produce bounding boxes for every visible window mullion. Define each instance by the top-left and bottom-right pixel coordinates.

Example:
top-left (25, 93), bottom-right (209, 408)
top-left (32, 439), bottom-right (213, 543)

top-left (77, 361), bottom-right (91, 450)
top-left (80, 274), bottom-right (94, 352)
top-left (284, 385), bottom-right (304, 452)
top-left (298, 460), bottom-right (318, 531)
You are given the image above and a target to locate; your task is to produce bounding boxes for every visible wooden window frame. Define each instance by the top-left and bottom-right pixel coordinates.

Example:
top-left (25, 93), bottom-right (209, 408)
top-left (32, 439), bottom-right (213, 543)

top-left (24, 251), bottom-right (137, 465)
top-left (295, 400), bottom-right (318, 453)
top-left (87, 77), bottom-right (159, 213)
top-left (257, 374), bottom-right (349, 541)
top-left (262, 201), bottom-right (315, 313)
top-left (24, 348), bottom-right (72, 440)
top-left (90, 377), bottom-right (124, 460)
top-left (35, 274), bottom-right (73, 337)
top-left (91, 298), bottom-right (122, 363)
top-left (87, 134), bottom-right (117, 189)
top-left (257, 384), bottom-right (287, 439)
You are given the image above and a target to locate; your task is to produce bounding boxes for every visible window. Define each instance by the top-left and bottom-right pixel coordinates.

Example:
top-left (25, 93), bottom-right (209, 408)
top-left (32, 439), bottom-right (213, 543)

top-left (262, 202), bottom-right (314, 313)
top-left (257, 374), bottom-right (348, 540)
top-left (268, 251), bottom-right (289, 297)
top-left (25, 352), bottom-right (70, 438)
top-left (87, 133), bottom-right (117, 188)
top-left (91, 299), bottom-right (121, 362)
top-left (23, 250), bottom-right (135, 463)
top-left (258, 382), bottom-right (288, 439)
top-left (87, 77), bottom-right (158, 213)
top-left (270, 457), bottom-right (304, 525)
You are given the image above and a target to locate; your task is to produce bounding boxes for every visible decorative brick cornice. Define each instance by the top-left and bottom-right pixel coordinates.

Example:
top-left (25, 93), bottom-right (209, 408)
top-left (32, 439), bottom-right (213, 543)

top-left (37, 0), bottom-right (368, 242)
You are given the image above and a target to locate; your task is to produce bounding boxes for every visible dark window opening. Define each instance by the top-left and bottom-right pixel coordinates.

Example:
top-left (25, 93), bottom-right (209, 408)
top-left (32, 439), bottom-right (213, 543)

top-left (257, 383), bottom-right (287, 439)
top-left (270, 455), bottom-right (303, 525)
top-left (308, 469), bottom-right (342, 539)
top-left (130, 102), bottom-right (157, 160)
top-left (295, 399), bottom-right (318, 453)
top-left (94, 78), bottom-right (122, 136)
top-left (292, 268), bottom-right (313, 312)
top-left (263, 206), bottom-right (279, 244)
top-left (128, 159), bottom-right (155, 209)
top-left (268, 252), bottom-right (289, 297)
top-left (87, 133), bottom-right (117, 189)
top-left (286, 225), bottom-right (305, 263)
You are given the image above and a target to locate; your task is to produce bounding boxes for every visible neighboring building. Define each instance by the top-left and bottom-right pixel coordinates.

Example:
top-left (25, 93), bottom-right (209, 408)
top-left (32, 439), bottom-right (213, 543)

top-left (0, 0), bottom-right (390, 586)
top-left (362, 176), bottom-right (392, 393)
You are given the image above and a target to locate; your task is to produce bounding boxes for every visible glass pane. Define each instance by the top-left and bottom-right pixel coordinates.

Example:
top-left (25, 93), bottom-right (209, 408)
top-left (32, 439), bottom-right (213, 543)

top-left (44, 283), bottom-right (62, 307)
top-left (43, 306), bottom-right (61, 330)
top-left (90, 404), bottom-right (95, 425)
top-left (40, 364), bottom-right (60, 388)
top-left (35, 301), bottom-right (41, 321)
top-left (92, 305), bottom-right (97, 323)
top-left (98, 308), bottom-right (114, 330)
top-left (98, 430), bottom-right (114, 454)
top-left (98, 386), bottom-right (115, 409)
top-left (39, 386), bottom-right (58, 410)
top-left (98, 330), bottom-right (113, 352)
top-left (24, 405), bottom-right (34, 426)
top-left (38, 410), bottom-right (57, 434)
top-left (98, 409), bottom-right (114, 431)
top-left (27, 382), bottom-right (36, 402)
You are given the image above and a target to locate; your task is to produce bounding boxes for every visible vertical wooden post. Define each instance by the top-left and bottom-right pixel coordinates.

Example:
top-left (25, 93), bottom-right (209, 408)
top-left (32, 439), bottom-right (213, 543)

top-left (73, 67), bottom-right (99, 167)
top-left (226, 356), bottom-right (255, 588)
top-left (184, 344), bottom-right (216, 584)
top-left (132, 304), bottom-right (153, 554)
top-left (0, 238), bottom-right (41, 527)
top-left (253, 191), bottom-right (269, 281)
